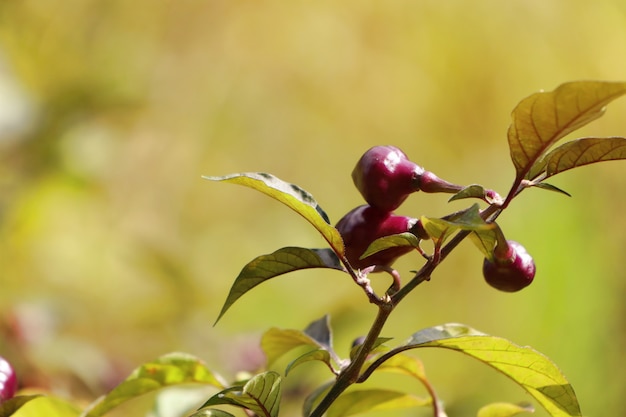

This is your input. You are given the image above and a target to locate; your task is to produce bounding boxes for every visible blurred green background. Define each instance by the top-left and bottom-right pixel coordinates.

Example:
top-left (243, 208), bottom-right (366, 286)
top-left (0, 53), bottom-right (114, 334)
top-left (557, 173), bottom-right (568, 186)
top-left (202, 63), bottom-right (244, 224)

top-left (0, 1), bottom-right (625, 416)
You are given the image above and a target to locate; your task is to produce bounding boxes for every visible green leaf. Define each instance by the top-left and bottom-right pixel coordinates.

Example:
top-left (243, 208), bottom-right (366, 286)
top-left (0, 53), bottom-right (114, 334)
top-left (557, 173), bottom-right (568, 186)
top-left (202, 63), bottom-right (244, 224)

top-left (285, 349), bottom-right (333, 376)
top-left (203, 173), bottom-right (344, 255)
top-left (81, 353), bottom-right (225, 417)
top-left (530, 182), bottom-right (571, 197)
top-left (477, 402), bottom-right (534, 417)
top-left (468, 229), bottom-right (498, 260)
top-left (199, 371), bottom-right (281, 417)
top-left (444, 204), bottom-right (494, 230)
top-left (419, 216), bottom-right (457, 244)
top-left (261, 327), bottom-right (323, 367)
top-left (506, 80), bottom-right (626, 180)
top-left (538, 136), bottom-right (626, 179)
top-left (303, 381), bottom-right (334, 417)
top-left (0, 395), bottom-right (42, 417)
top-left (5, 396), bottom-right (80, 417)
top-left (215, 247), bottom-right (344, 323)
top-left (360, 232), bottom-right (420, 260)
top-left (385, 323), bottom-right (581, 417)
top-left (326, 389), bottom-right (430, 417)
top-left (421, 204), bottom-right (496, 248)
top-left (187, 409), bottom-right (236, 417)
top-left (368, 352), bottom-right (426, 380)
top-left (448, 184), bottom-right (488, 202)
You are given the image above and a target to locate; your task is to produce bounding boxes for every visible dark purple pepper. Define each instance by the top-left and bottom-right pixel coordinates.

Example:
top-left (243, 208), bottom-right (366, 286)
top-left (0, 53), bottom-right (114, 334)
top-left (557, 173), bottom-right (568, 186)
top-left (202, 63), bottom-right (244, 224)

top-left (336, 204), bottom-right (417, 269)
top-left (482, 240), bottom-right (536, 292)
top-left (352, 146), bottom-right (463, 211)
top-left (352, 146), bottom-right (425, 212)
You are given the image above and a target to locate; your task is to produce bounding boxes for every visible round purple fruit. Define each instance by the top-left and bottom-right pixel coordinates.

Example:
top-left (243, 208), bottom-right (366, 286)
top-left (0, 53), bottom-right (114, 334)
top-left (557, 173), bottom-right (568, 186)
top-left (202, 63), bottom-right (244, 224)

top-left (482, 240), bottom-right (535, 292)
top-left (336, 204), bottom-right (417, 269)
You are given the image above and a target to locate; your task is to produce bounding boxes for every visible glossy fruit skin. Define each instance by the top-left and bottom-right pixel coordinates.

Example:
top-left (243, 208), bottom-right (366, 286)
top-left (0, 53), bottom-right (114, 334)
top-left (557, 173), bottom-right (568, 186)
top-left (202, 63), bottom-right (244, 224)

top-left (336, 204), bottom-right (417, 269)
top-left (352, 146), bottom-right (463, 211)
top-left (482, 240), bottom-right (535, 292)
top-left (352, 145), bottom-right (425, 212)
top-left (0, 356), bottom-right (17, 403)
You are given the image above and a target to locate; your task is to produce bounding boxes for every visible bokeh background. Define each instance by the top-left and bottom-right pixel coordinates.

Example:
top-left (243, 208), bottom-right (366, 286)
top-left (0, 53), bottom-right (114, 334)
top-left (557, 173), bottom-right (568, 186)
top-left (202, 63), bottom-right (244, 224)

top-left (1, 1), bottom-right (625, 416)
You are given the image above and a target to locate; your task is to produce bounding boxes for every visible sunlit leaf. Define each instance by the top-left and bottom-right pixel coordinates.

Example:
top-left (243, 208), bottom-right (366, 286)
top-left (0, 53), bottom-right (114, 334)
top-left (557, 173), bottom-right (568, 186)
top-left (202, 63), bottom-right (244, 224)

top-left (468, 228), bottom-right (498, 260)
top-left (360, 232), bottom-right (420, 260)
top-left (261, 327), bottom-right (322, 367)
top-left (530, 183), bottom-right (571, 197)
top-left (539, 136), bottom-right (626, 179)
top-left (448, 184), bottom-right (488, 202)
top-left (215, 247), bottom-right (345, 323)
top-left (419, 216), bottom-right (458, 244)
top-left (506, 80), bottom-right (626, 180)
top-left (422, 204), bottom-right (496, 250)
top-left (81, 353), bottom-right (225, 417)
top-left (260, 316), bottom-right (337, 368)
top-left (199, 371), bottom-right (281, 417)
top-left (380, 323), bottom-right (581, 417)
top-left (6, 396), bottom-right (80, 417)
top-left (152, 387), bottom-right (217, 417)
top-left (326, 389), bottom-right (429, 417)
top-left (444, 204), bottom-right (493, 230)
top-left (477, 402), bottom-right (534, 417)
top-left (204, 173), bottom-right (344, 255)
top-left (285, 349), bottom-right (333, 376)
top-left (187, 409), bottom-right (237, 417)
top-left (0, 395), bottom-right (42, 417)
top-left (367, 352), bottom-right (426, 380)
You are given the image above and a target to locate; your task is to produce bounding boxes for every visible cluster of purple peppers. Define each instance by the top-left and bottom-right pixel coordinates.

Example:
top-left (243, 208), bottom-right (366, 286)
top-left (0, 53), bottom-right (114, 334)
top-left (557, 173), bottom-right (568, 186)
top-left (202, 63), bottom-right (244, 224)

top-left (336, 145), bottom-right (535, 292)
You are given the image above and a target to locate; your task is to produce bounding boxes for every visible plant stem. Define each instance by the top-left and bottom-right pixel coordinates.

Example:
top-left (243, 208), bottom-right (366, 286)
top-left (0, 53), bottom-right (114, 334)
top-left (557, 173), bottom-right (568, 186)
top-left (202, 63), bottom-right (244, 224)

top-left (311, 201), bottom-right (510, 416)
top-left (308, 304), bottom-right (394, 417)
top-left (392, 203), bottom-right (503, 305)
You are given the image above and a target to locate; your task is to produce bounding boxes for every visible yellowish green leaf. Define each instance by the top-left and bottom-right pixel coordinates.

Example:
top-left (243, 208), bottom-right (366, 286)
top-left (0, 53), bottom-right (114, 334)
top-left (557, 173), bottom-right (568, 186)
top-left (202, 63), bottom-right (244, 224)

top-left (506, 80), bottom-right (626, 180)
top-left (541, 136), bottom-right (626, 179)
top-left (199, 371), bottom-right (281, 417)
top-left (203, 173), bottom-right (344, 255)
top-left (448, 184), bottom-right (488, 202)
top-left (372, 353), bottom-right (426, 380)
top-left (261, 327), bottom-right (321, 367)
top-left (530, 182), bottom-right (571, 197)
top-left (187, 410), bottom-right (236, 417)
top-left (327, 389), bottom-right (430, 417)
top-left (395, 324), bottom-right (581, 417)
top-left (0, 395), bottom-right (42, 417)
top-left (477, 402), bottom-right (534, 417)
top-left (359, 232), bottom-right (420, 260)
top-left (7, 396), bottom-right (80, 417)
top-left (285, 349), bottom-right (332, 376)
top-left (215, 247), bottom-right (344, 324)
top-left (81, 353), bottom-right (225, 417)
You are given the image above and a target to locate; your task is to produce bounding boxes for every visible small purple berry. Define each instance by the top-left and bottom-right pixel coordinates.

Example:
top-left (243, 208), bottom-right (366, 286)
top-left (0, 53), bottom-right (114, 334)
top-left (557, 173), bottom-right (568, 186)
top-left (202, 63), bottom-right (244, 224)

top-left (482, 240), bottom-right (535, 292)
top-left (0, 356), bottom-right (18, 403)
top-left (336, 204), bottom-right (417, 269)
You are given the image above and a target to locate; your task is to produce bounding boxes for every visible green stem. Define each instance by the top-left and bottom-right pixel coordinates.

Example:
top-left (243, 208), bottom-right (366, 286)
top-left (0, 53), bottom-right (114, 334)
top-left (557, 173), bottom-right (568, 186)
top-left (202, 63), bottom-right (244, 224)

top-left (311, 195), bottom-right (514, 416)
top-left (393, 203), bottom-right (503, 305)
top-left (308, 304), bottom-right (394, 417)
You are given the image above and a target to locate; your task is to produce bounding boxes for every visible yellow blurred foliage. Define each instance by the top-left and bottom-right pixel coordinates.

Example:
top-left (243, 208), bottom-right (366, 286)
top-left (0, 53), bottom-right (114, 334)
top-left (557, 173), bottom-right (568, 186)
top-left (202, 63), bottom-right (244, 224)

top-left (0, 1), bottom-right (625, 415)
